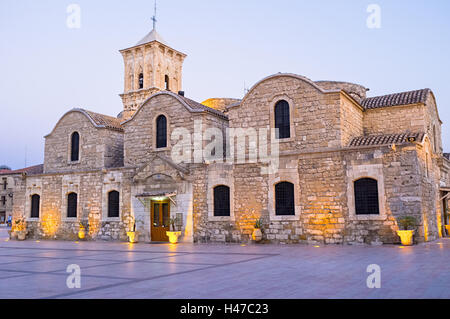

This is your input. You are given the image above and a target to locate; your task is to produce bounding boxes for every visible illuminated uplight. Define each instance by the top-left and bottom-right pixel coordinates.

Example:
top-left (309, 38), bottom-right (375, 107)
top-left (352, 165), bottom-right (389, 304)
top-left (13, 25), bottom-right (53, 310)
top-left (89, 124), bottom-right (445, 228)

top-left (313, 245), bottom-right (320, 248)
top-left (35, 240), bottom-right (40, 243)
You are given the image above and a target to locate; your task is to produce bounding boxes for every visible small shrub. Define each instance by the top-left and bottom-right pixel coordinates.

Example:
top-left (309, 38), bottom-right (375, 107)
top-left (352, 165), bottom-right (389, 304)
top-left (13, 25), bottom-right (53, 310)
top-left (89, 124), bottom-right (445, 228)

top-left (397, 216), bottom-right (417, 230)
top-left (13, 218), bottom-right (26, 232)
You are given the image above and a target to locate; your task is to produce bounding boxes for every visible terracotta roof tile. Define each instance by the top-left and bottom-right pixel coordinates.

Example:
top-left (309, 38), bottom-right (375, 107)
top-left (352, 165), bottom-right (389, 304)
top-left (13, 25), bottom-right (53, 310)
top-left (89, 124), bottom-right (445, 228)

top-left (81, 109), bottom-right (124, 132)
top-left (361, 89), bottom-right (430, 109)
top-left (349, 132), bottom-right (425, 147)
top-left (0, 164), bottom-right (43, 175)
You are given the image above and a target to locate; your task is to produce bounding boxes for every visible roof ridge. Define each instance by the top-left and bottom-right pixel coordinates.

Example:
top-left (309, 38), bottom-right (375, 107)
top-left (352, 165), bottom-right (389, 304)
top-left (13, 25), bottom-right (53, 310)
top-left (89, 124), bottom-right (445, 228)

top-left (361, 88), bottom-right (430, 109)
top-left (349, 132), bottom-right (425, 147)
top-left (76, 108), bottom-right (124, 132)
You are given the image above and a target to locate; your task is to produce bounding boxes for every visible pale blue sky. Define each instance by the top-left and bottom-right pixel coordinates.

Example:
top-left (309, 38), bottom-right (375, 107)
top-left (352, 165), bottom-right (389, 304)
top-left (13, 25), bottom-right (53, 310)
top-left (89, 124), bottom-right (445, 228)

top-left (1, 0), bottom-right (450, 169)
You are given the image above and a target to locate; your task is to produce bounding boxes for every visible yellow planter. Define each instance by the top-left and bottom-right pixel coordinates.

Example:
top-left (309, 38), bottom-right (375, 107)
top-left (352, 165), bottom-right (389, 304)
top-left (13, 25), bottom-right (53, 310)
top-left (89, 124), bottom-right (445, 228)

top-left (252, 229), bottom-right (263, 242)
top-left (127, 231), bottom-right (139, 243)
top-left (166, 231), bottom-right (181, 244)
top-left (397, 230), bottom-right (414, 246)
top-left (78, 229), bottom-right (86, 240)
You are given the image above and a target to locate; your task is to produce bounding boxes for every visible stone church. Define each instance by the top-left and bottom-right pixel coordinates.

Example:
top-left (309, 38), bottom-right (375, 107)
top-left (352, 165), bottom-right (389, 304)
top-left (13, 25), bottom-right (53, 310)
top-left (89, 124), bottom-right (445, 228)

top-left (7, 24), bottom-right (450, 245)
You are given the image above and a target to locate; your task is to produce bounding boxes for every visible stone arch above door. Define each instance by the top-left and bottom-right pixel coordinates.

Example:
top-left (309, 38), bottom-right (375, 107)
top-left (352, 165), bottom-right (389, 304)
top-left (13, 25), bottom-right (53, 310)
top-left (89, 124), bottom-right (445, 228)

top-left (132, 153), bottom-right (190, 184)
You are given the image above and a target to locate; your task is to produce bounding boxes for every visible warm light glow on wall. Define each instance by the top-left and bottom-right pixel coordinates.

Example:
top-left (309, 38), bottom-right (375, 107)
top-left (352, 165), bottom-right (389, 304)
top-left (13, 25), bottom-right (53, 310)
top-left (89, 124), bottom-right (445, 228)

top-left (437, 211), bottom-right (443, 238)
top-left (423, 213), bottom-right (429, 242)
top-left (41, 211), bottom-right (59, 237)
top-left (88, 215), bottom-right (99, 237)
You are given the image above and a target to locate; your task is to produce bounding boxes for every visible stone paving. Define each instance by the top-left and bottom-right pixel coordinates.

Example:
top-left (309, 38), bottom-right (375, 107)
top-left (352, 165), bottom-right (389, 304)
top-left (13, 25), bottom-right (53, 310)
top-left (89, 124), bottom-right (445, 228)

top-left (0, 227), bottom-right (449, 299)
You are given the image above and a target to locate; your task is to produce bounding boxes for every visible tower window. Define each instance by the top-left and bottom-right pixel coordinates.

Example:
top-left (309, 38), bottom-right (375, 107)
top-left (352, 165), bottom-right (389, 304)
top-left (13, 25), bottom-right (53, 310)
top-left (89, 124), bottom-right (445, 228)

top-left (274, 100), bottom-right (290, 139)
top-left (67, 192), bottom-right (77, 218)
top-left (165, 75), bottom-right (170, 91)
top-left (139, 73), bottom-right (144, 89)
top-left (108, 191), bottom-right (120, 218)
top-left (354, 178), bottom-right (379, 215)
top-left (70, 132), bottom-right (80, 162)
top-left (213, 185), bottom-right (230, 217)
top-left (31, 194), bottom-right (40, 218)
top-left (275, 182), bottom-right (295, 215)
top-left (156, 115), bottom-right (167, 148)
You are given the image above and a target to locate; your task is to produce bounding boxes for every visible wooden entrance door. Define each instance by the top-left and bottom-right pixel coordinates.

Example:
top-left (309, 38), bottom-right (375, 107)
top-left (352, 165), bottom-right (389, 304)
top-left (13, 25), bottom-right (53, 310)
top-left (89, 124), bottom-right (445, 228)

top-left (151, 200), bottom-right (170, 242)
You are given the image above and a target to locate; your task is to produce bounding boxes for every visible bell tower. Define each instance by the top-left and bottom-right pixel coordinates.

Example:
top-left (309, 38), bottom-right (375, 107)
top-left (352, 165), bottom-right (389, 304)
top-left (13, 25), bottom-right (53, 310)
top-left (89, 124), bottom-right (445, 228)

top-left (119, 5), bottom-right (187, 120)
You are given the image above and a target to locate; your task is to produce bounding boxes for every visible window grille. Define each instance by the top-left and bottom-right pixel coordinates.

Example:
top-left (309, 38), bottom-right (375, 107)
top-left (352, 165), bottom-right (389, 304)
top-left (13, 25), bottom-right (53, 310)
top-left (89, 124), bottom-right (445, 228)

top-left (354, 178), bottom-right (379, 215)
top-left (274, 100), bottom-right (290, 139)
top-left (214, 185), bottom-right (230, 216)
top-left (275, 182), bottom-right (295, 215)
top-left (31, 194), bottom-right (40, 218)
top-left (67, 193), bottom-right (77, 218)
top-left (108, 191), bottom-right (120, 218)
top-left (156, 115), bottom-right (167, 148)
top-left (71, 132), bottom-right (80, 162)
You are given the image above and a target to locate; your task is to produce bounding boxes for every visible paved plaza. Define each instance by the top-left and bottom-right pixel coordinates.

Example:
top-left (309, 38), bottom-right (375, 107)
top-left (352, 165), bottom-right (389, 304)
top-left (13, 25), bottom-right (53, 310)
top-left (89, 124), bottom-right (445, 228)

top-left (0, 227), bottom-right (449, 299)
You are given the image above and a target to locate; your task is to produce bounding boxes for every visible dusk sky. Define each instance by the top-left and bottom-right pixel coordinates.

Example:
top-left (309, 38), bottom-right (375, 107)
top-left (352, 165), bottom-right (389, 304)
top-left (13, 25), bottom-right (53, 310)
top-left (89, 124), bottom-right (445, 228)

top-left (1, 0), bottom-right (450, 169)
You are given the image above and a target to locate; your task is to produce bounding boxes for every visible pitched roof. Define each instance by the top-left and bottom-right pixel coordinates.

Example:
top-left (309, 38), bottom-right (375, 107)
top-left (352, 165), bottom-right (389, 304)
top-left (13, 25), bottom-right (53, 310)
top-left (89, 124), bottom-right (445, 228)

top-left (349, 132), bottom-right (425, 147)
top-left (0, 164), bottom-right (43, 176)
top-left (361, 89), bottom-right (430, 109)
top-left (177, 95), bottom-right (229, 120)
top-left (81, 109), bottom-right (124, 132)
top-left (135, 29), bottom-right (168, 47)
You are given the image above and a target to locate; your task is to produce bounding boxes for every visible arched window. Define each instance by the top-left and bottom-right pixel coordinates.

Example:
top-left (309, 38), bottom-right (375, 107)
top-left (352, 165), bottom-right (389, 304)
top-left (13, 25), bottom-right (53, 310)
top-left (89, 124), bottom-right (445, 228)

top-left (156, 115), bottom-right (167, 148)
top-left (275, 182), bottom-right (295, 215)
top-left (138, 73), bottom-right (144, 89)
top-left (274, 100), bottom-right (290, 139)
top-left (213, 185), bottom-right (230, 216)
top-left (108, 191), bottom-right (120, 218)
top-left (70, 132), bottom-right (80, 162)
top-left (30, 194), bottom-right (40, 218)
top-left (165, 75), bottom-right (170, 90)
top-left (354, 178), bottom-right (379, 215)
top-left (67, 192), bottom-right (77, 218)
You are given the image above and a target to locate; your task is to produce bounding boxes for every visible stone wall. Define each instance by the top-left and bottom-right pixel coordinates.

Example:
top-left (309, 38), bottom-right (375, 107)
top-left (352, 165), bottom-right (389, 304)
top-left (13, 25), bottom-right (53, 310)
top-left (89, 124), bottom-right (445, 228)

top-left (14, 168), bottom-right (135, 241)
top-left (123, 93), bottom-right (228, 167)
top-left (0, 175), bottom-right (17, 222)
top-left (363, 104), bottom-right (426, 136)
top-left (340, 93), bottom-right (364, 146)
top-left (44, 111), bottom-right (124, 173)
top-left (13, 72), bottom-right (446, 246)
top-left (103, 130), bottom-right (124, 168)
top-left (228, 75), bottom-right (343, 154)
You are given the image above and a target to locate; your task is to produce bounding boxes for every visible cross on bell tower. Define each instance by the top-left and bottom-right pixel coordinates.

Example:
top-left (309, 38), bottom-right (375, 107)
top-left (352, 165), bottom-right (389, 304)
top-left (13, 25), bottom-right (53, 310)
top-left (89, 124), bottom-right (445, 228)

top-left (118, 0), bottom-right (187, 120)
top-left (151, 1), bottom-right (157, 30)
